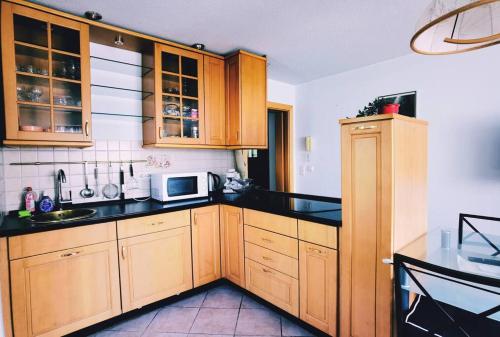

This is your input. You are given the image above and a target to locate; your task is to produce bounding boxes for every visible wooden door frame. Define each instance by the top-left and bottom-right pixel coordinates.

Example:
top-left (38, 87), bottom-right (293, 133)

top-left (267, 101), bottom-right (294, 192)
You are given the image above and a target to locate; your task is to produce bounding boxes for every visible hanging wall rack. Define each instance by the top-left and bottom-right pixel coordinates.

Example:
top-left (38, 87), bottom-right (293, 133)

top-left (9, 160), bottom-right (148, 166)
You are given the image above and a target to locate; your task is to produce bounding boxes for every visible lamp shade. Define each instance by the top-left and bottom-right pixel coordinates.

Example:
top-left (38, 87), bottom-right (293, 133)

top-left (411, 0), bottom-right (500, 55)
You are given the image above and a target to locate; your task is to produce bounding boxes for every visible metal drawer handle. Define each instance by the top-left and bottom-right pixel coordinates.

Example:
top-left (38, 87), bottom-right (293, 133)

top-left (353, 125), bottom-right (377, 131)
top-left (121, 246), bottom-right (126, 259)
top-left (307, 247), bottom-right (323, 254)
top-left (60, 251), bottom-right (81, 258)
top-left (159, 127), bottom-right (162, 139)
top-left (261, 238), bottom-right (273, 243)
top-left (84, 121), bottom-right (89, 137)
top-left (262, 256), bottom-right (272, 261)
top-left (382, 258), bottom-right (393, 265)
top-left (262, 268), bottom-right (273, 274)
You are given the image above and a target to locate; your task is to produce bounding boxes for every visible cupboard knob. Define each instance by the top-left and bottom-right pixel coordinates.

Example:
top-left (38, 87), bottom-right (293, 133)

top-left (382, 258), bottom-right (393, 265)
top-left (353, 125), bottom-right (377, 131)
top-left (261, 238), bottom-right (273, 243)
top-left (84, 121), bottom-right (89, 137)
top-left (262, 256), bottom-right (272, 261)
top-left (307, 247), bottom-right (323, 254)
top-left (262, 268), bottom-right (273, 274)
top-left (121, 246), bottom-right (126, 259)
top-left (159, 127), bottom-right (162, 139)
top-left (60, 250), bottom-right (81, 258)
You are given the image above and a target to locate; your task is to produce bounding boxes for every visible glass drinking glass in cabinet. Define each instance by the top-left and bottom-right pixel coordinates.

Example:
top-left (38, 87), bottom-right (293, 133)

top-left (161, 52), bottom-right (179, 74)
top-left (181, 77), bottom-right (198, 97)
top-left (14, 15), bottom-right (48, 47)
top-left (162, 74), bottom-right (180, 94)
top-left (183, 119), bottom-right (200, 139)
top-left (18, 104), bottom-right (51, 132)
top-left (51, 24), bottom-right (80, 54)
top-left (54, 108), bottom-right (83, 133)
top-left (162, 96), bottom-right (180, 116)
top-left (162, 118), bottom-right (181, 138)
top-left (52, 53), bottom-right (81, 80)
top-left (16, 75), bottom-right (49, 103)
top-left (182, 98), bottom-right (198, 118)
top-left (181, 57), bottom-right (197, 77)
top-left (52, 80), bottom-right (82, 107)
top-left (15, 45), bottom-right (49, 76)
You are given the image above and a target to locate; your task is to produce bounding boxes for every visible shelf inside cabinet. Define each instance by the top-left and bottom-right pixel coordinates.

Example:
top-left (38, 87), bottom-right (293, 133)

top-left (90, 56), bottom-right (153, 77)
top-left (91, 84), bottom-right (153, 100)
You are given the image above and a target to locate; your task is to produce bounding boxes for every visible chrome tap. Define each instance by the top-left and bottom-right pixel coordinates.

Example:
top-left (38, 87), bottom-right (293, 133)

top-left (56, 169), bottom-right (71, 209)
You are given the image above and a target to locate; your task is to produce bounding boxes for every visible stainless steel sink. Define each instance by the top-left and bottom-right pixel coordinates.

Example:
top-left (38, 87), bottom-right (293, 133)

top-left (28, 208), bottom-right (97, 224)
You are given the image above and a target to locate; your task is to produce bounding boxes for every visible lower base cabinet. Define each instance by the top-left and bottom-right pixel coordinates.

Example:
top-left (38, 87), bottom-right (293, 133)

top-left (245, 258), bottom-right (299, 316)
top-left (119, 226), bottom-right (193, 312)
top-left (220, 205), bottom-right (245, 287)
top-left (299, 241), bottom-right (337, 336)
top-left (10, 241), bottom-right (121, 337)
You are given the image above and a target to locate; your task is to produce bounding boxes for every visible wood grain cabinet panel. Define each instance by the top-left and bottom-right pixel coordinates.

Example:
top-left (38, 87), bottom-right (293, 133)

top-left (10, 241), bottom-right (121, 337)
top-left (298, 220), bottom-right (337, 249)
top-left (192, 205), bottom-right (221, 287)
top-left (204, 56), bottom-right (226, 146)
top-left (245, 258), bottom-right (299, 316)
top-left (220, 205), bottom-right (245, 287)
top-left (244, 225), bottom-right (298, 258)
top-left (339, 115), bottom-right (428, 337)
top-left (244, 208), bottom-right (297, 237)
top-left (119, 226), bottom-right (193, 312)
top-left (117, 210), bottom-right (190, 239)
top-left (245, 241), bottom-right (298, 278)
top-left (225, 51), bottom-right (267, 148)
top-left (299, 241), bottom-right (337, 336)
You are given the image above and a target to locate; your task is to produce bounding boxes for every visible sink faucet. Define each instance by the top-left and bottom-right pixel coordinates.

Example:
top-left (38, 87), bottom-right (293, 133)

top-left (56, 169), bottom-right (71, 210)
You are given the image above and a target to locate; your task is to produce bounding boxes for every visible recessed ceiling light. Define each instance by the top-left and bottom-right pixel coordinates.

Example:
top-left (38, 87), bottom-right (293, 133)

top-left (84, 11), bottom-right (102, 21)
top-left (192, 43), bottom-right (205, 51)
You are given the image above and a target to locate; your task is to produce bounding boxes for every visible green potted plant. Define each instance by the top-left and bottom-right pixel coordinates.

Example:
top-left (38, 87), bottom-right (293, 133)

top-left (356, 97), bottom-right (385, 117)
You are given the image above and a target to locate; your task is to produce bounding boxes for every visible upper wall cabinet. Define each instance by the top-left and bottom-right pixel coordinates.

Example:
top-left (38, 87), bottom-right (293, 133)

top-left (143, 43), bottom-right (206, 146)
top-left (226, 51), bottom-right (267, 148)
top-left (1, 2), bottom-right (92, 147)
top-left (204, 56), bottom-right (226, 146)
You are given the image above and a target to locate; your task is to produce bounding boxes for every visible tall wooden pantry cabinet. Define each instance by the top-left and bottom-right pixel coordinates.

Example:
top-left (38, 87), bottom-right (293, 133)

top-left (339, 114), bottom-right (428, 337)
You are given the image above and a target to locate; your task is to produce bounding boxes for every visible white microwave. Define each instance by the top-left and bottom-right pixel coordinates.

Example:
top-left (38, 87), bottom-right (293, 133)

top-left (150, 172), bottom-right (208, 202)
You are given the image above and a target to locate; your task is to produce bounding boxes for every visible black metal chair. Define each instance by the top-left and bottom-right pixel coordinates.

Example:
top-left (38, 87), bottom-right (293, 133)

top-left (394, 214), bottom-right (500, 337)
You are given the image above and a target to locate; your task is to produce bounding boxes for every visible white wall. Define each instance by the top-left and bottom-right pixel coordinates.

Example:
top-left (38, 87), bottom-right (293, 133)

top-left (268, 79), bottom-right (296, 106)
top-left (294, 46), bottom-right (500, 228)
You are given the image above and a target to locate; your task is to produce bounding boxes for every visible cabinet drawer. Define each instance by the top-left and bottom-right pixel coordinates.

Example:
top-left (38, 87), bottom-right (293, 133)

top-left (298, 220), bottom-right (338, 249)
top-left (245, 242), bottom-right (298, 278)
top-left (9, 222), bottom-right (117, 260)
top-left (117, 210), bottom-right (190, 239)
top-left (244, 225), bottom-right (298, 258)
top-left (245, 258), bottom-right (299, 316)
top-left (244, 209), bottom-right (297, 237)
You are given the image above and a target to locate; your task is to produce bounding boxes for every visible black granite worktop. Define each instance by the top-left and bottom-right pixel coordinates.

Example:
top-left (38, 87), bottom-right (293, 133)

top-left (0, 190), bottom-right (341, 237)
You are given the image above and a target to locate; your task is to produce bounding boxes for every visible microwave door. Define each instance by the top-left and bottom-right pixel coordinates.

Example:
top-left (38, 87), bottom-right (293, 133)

top-left (166, 176), bottom-right (198, 198)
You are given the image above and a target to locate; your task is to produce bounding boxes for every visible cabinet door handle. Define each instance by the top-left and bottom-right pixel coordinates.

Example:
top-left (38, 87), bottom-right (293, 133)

top-left (159, 127), bottom-right (162, 139)
top-left (60, 250), bottom-right (81, 258)
top-left (262, 268), bottom-right (273, 274)
top-left (193, 215), bottom-right (197, 226)
top-left (353, 125), bottom-right (377, 131)
top-left (262, 256), bottom-right (272, 261)
top-left (237, 213), bottom-right (241, 224)
top-left (84, 121), bottom-right (89, 137)
top-left (307, 247), bottom-right (323, 254)
top-left (382, 258), bottom-right (393, 265)
top-left (121, 246), bottom-right (126, 259)
top-left (261, 238), bottom-right (273, 243)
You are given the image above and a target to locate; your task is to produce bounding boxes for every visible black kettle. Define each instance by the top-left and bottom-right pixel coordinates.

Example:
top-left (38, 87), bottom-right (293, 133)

top-left (207, 172), bottom-right (221, 194)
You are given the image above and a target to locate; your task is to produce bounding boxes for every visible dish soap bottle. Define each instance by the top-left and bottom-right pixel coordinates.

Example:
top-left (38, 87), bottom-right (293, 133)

top-left (24, 187), bottom-right (37, 213)
top-left (38, 193), bottom-right (55, 213)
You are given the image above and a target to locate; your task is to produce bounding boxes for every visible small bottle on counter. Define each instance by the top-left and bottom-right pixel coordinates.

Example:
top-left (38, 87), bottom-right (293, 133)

top-left (24, 187), bottom-right (37, 213)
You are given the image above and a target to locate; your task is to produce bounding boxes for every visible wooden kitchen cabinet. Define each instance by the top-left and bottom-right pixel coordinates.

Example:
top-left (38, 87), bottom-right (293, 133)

top-left (119, 226), bottom-right (193, 312)
top-left (192, 205), bottom-right (221, 287)
top-left (299, 241), bottom-right (337, 335)
top-left (204, 56), bottom-right (226, 146)
top-left (143, 43), bottom-right (205, 146)
top-left (339, 114), bottom-right (428, 337)
top-left (10, 241), bottom-right (121, 337)
top-left (220, 205), bottom-right (245, 287)
top-left (225, 51), bottom-right (267, 148)
top-left (1, 2), bottom-right (92, 147)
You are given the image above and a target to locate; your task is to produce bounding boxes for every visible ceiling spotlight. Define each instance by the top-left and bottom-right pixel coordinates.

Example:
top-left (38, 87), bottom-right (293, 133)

top-left (192, 43), bottom-right (205, 50)
top-left (114, 34), bottom-right (125, 46)
top-left (84, 11), bottom-right (102, 21)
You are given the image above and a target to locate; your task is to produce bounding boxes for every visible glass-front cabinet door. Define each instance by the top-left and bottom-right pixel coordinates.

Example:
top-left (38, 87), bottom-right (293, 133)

top-left (155, 44), bottom-right (205, 144)
top-left (1, 2), bottom-right (91, 144)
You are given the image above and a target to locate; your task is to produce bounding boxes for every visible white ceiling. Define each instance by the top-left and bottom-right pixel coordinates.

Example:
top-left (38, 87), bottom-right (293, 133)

top-left (31, 0), bottom-right (430, 84)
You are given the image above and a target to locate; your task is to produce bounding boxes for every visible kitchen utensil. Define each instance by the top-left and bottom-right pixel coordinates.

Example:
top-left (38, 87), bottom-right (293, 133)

top-left (119, 165), bottom-right (125, 200)
top-left (128, 162), bottom-right (138, 190)
top-left (207, 172), bottom-right (221, 194)
top-left (80, 162), bottom-right (95, 198)
top-left (102, 163), bottom-right (119, 199)
top-left (94, 163), bottom-right (99, 197)
top-left (20, 125), bottom-right (44, 132)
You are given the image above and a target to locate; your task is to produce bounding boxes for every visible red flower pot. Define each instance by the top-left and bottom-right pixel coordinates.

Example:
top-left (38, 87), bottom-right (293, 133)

top-left (382, 103), bottom-right (400, 114)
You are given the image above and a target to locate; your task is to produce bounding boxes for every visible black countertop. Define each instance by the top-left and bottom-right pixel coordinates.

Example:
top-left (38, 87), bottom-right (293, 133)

top-left (0, 190), bottom-right (341, 237)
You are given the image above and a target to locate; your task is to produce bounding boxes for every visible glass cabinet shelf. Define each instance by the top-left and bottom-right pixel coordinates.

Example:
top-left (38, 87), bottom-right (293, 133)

top-left (90, 56), bottom-right (153, 77)
top-left (91, 84), bottom-right (153, 100)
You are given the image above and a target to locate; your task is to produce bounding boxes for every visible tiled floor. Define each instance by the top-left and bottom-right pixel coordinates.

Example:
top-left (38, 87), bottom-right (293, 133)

top-left (89, 284), bottom-right (315, 337)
